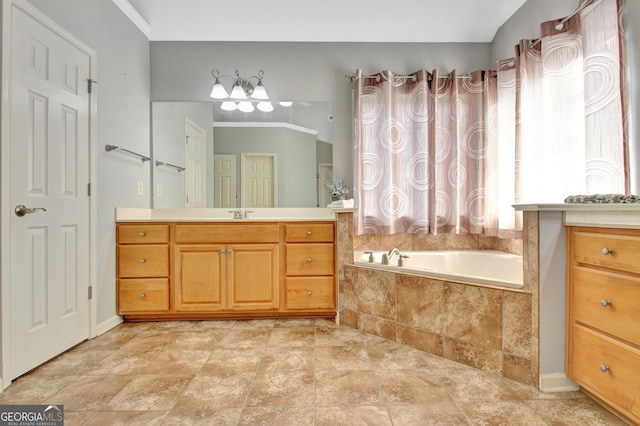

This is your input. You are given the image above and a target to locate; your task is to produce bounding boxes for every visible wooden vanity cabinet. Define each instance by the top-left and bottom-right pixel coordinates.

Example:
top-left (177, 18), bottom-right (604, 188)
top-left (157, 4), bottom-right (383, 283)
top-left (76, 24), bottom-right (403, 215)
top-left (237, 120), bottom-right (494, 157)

top-left (174, 224), bottom-right (280, 313)
top-left (284, 223), bottom-right (336, 311)
top-left (116, 224), bottom-right (170, 314)
top-left (116, 221), bottom-right (335, 320)
top-left (566, 226), bottom-right (640, 424)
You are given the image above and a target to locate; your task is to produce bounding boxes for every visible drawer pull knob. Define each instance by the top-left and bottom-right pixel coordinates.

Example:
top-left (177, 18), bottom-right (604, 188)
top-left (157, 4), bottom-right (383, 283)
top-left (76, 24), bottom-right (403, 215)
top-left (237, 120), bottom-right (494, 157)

top-left (600, 299), bottom-right (612, 307)
top-left (139, 259), bottom-right (145, 264)
top-left (220, 249), bottom-right (226, 253)
top-left (307, 291), bottom-right (313, 296)
top-left (601, 247), bottom-right (613, 255)
top-left (139, 293), bottom-right (145, 298)
top-left (307, 257), bottom-right (313, 262)
top-left (139, 232), bottom-right (145, 237)
top-left (228, 249), bottom-right (233, 253)
top-left (599, 364), bottom-right (610, 373)
top-left (306, 230), bottom-right (312, 236)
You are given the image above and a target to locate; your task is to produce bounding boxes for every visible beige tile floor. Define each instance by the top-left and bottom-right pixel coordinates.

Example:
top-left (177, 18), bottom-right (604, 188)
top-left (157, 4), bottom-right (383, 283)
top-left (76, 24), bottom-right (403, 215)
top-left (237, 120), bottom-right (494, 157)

top-left (0, 318), bottom-right (627, 425)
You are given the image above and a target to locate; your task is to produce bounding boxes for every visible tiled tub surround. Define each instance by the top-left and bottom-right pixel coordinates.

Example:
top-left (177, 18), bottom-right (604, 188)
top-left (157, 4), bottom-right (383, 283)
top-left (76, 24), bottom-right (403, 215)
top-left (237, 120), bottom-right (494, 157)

top-left (335, 211), bottom-right (539, 388)
top-left (341, 265), bottom-right (537, 386)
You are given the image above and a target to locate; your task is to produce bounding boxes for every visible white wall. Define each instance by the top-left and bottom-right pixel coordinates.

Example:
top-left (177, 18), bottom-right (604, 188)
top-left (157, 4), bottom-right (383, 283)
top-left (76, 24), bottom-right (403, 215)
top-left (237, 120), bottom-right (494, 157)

top-left (149, 41), bottom-right (493, 190)
top-left (25, 0), bottom-right (150, 328)
top-left (625, 0), bottom-right (640, 194)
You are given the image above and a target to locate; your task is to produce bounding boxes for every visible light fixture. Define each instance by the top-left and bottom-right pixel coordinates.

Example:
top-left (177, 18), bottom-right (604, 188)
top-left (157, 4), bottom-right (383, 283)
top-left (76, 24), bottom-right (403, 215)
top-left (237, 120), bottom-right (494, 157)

top-left (210, 69), bottom-right (269, 101)
top-left (279, 101), bottom-right (293, 107)
top-left (257, 102), bottom-right (274, 112)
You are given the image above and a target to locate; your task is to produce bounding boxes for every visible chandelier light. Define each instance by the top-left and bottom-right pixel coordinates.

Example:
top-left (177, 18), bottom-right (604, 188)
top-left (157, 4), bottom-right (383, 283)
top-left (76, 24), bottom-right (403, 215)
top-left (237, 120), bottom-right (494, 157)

top-left (210, 69), bottom-right (273, 112)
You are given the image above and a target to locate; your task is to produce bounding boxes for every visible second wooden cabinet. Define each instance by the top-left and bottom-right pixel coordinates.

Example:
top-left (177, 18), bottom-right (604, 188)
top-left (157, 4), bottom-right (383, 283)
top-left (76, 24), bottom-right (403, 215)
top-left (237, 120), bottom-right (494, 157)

top-left (117, 221), bottom-right (335, 320)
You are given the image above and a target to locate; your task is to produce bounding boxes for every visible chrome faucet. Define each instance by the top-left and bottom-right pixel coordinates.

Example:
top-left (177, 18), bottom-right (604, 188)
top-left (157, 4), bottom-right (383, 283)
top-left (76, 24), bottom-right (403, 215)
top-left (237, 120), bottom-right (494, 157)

top-left (387, 248), bottom-right (401, 262)
top-left (228, 209), bottom-right (243, 219)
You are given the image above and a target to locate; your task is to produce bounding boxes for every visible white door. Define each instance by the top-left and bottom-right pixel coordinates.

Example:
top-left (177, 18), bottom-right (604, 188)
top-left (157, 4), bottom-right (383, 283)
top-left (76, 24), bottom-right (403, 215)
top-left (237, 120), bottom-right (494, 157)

top-left (184, 117), bottom-right (206, 208)
top-left (242, 154), bottom-right (276, 208)
top-left (213, 154), bottom-right (237, 208)
top-left (9, 4), bottom-right (92, 379)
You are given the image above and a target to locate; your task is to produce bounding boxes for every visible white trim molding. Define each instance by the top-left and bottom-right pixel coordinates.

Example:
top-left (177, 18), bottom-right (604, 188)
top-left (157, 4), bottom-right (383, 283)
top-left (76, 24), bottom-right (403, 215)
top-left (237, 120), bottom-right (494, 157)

top-left (111, 0), bottom-right (150, 38)
top-left (96, 315), bottom-right (124, 336)
top-left (214, 121), bottom-right (319, 136)
top-left (539, 373), bottom-right (580, 393)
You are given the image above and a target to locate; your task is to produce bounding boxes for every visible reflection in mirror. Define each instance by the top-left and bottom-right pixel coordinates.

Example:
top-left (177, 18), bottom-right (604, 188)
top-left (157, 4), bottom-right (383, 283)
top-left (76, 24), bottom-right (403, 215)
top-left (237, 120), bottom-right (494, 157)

top-left (151, 102), bottom-right (214, 209)
top-left (151, 101), bottom-right (333, 209)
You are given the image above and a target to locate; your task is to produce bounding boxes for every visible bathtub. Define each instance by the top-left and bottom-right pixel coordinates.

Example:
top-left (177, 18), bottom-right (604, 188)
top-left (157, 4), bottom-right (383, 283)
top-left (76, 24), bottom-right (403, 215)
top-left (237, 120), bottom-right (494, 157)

top-left (354, 250), bottom-right (523, 289)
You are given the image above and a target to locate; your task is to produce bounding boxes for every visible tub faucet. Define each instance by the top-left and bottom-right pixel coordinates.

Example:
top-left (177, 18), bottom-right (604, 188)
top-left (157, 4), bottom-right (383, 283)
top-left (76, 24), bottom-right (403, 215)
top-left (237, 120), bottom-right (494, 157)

top-left (387, 248), bottom-right (401, 263)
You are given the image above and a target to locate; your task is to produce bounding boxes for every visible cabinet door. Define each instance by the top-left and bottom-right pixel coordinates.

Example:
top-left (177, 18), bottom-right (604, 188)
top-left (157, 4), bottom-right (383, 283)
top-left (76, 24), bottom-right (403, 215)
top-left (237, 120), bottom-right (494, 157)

top-left (228, 244), bottom-right (279, 310)
top-left (174, 244), bottom-right (226, 311)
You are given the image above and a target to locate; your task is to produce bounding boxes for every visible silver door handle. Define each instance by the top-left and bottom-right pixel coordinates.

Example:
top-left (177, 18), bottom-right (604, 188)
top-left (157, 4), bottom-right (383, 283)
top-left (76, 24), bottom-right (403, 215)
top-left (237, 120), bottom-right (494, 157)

top-left (15, 204), bottom-right (47, 217)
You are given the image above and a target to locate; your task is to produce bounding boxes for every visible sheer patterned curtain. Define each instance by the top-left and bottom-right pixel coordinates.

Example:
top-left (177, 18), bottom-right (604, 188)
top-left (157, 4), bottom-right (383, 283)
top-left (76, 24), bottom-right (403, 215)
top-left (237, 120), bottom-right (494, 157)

top-left (514, 0), bottom-right (627, 203)
top-left (353, 69), bottom-right (510, 236)
top-left (353, 0), bottom-right (627, 237)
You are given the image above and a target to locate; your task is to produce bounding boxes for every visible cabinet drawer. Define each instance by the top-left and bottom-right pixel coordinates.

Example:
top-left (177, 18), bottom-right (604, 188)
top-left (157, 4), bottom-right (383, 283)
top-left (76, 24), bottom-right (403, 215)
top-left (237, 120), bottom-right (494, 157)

top-left (285, 223), bottom-right (334, 243)
top-left (285, 244), bottom-right (334, 276)
top-left (117, 224), bottom-right (169, 244)
top-left (285, 277), bottom-right (335, 309)
top-left (118, 245), bottom-right (169, 277)
top-left (569, 324), bottom-right (640, 420)
top-left (572, 266), bottom-right (640, 345)
top-left (175, 224), bottom-right (279, 243)
top-left (572, 229), bottom-right (640, 275)
top-left (118, 279), bottom-right (169, 312)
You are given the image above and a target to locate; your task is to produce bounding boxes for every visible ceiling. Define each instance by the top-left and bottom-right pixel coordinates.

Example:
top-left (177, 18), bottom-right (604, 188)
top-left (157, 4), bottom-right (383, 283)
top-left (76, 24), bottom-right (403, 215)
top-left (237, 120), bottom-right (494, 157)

top-left (123, 0), bottom-right (529, 43)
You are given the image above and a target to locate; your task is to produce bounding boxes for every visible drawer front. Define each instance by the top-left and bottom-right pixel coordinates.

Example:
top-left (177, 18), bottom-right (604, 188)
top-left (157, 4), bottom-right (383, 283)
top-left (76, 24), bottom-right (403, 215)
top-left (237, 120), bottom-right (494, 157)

top-left (286, 277), bottom-right (335, 309)
top-left (175, 224), bottom-right (280, 243)
top-left (118, 279), bottom-right (169, 312)
top-left (118, 245), bottom-right (169, 277)
top-left (118, 224), bottom-right (169, 244)
top-left (569, 324), bottom-right (640, 420)
top-left (572, 266), bottom-right (640, 345)
top-left (285, 223), bottom-right (334, 243)
top-left (286, 244), bottom-right (334, 276)
top-left (572, 229), bottom-right (640, 275)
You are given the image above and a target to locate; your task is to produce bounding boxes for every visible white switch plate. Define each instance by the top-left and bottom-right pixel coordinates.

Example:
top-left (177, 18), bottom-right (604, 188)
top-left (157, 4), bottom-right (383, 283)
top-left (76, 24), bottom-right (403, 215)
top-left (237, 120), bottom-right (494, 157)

top-left (137, 180), bottom-right (143, 195)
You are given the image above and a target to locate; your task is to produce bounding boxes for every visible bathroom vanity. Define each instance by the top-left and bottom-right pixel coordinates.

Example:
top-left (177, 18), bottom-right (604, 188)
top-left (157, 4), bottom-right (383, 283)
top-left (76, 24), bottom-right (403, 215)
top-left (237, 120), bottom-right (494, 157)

top-left (564, 210), bottom-right (640, 424)
top-left (115, 208), bottom-right (337, 320)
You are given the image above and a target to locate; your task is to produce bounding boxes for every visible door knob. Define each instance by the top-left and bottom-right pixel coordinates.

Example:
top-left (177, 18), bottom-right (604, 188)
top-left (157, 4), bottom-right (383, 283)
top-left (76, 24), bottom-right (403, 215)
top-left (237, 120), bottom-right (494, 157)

top-left (14, 204), bottom-right (47, 217)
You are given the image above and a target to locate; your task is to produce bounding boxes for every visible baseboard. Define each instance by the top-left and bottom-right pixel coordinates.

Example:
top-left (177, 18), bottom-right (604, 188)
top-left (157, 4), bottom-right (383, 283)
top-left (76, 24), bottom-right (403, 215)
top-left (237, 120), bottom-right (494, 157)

top-left (96, 315), bottom-right (124, 336)
top-left (539, 373), bottom-right (580, 393)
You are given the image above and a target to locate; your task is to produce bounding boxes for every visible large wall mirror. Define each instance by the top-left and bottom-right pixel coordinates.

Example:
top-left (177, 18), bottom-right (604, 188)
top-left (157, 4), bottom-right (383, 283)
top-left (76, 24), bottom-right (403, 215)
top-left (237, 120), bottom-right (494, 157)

top-left (151, 101), bottom-right (333, 209)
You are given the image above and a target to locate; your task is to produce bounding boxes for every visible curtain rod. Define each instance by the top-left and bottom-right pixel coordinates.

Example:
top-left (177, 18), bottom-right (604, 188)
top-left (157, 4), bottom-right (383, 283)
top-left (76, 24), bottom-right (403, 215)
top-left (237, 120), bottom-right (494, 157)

top-left (346, 72), bottom-right (472, 83)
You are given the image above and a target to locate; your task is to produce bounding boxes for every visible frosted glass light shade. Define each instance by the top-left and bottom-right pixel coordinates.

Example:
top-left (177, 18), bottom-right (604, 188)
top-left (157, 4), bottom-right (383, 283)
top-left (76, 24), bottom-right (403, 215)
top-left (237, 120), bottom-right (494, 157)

top-left (279, 101), bottom-right (293, 107)
top-left (237, 101), bottom-right (254, 113)
top-left (230, 83), bottom-right (248, 100)
top-left (251, 82), bottom-right (269, 100)
top-left (257, 102), bottom-right (273, 112)
top-left (209, 80), bottom-right (229, 99)
top-left (220, 101), bottom-right (237, 111)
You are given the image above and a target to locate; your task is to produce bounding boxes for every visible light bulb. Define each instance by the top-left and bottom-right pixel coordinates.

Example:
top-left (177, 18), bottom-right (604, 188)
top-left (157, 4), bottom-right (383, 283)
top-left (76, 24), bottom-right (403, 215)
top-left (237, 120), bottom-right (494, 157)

top-left (251, 81), bottom-right (269, 100)
top-left (230, 82), bottom-right (248, 100)
top-left (257, 102), bottom-right (274, 112)
top-left (220, 101), bottom-right (237, 111)
top-left (209, 79), bottom-right (229, 99)
top-left (237, 101), bottom-right (254, 113)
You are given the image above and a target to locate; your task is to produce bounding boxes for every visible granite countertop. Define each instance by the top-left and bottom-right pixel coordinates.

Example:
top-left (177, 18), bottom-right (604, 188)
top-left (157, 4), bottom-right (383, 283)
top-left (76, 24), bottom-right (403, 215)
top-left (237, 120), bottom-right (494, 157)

top-left (513, 203), bottom-right (640, 228)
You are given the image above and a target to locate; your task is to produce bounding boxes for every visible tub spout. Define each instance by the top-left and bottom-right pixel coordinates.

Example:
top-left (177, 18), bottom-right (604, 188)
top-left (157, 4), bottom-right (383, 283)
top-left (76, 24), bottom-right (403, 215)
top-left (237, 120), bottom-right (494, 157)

top-left (387, 248), bottom-right (401, 263)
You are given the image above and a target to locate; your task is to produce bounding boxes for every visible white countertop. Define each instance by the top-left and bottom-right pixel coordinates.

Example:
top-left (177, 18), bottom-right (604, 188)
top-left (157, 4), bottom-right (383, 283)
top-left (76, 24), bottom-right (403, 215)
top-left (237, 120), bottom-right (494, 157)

top-left (513, 203), bottom-right (640, 228)
top-left (115, 207), bottom-right (339, 222)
